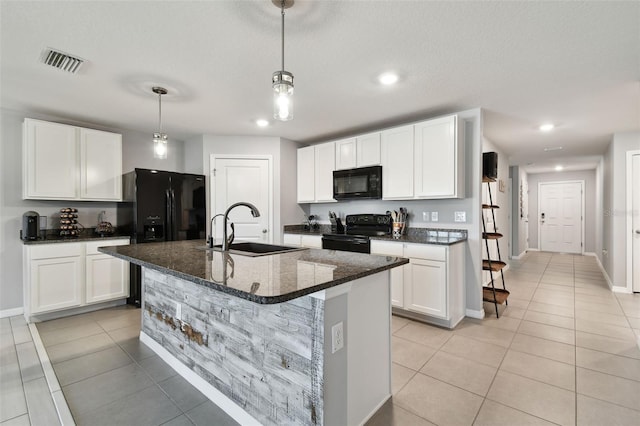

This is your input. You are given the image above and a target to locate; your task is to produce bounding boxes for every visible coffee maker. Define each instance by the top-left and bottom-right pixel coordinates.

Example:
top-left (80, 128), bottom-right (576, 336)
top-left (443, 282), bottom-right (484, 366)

top-left (22, 211), bottom-right (40, 240)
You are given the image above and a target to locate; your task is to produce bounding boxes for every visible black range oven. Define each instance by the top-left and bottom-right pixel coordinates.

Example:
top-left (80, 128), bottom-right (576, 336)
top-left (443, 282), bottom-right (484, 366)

top-left (321, 214), bottom-right (392, 253)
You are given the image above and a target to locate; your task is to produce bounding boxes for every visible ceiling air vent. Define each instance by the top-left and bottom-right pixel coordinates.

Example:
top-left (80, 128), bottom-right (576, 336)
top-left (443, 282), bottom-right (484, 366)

top-left (40, 48), bottom-right (84, 74)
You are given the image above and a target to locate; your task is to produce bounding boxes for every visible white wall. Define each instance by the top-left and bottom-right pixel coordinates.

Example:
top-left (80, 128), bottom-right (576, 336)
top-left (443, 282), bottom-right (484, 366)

top-left (602, 131), bottom-right (640, 290)
top-left (527, 169), bottom-right (597, 253)
top-left (0, 107), bottom-right (185, 313)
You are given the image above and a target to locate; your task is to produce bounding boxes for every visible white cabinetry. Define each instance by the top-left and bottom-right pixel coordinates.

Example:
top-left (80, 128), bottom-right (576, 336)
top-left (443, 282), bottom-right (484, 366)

top-left (85, 240), bottom-right (130, 304)
top-left (24, 239), bottom-right (130, 320)
top-left (23, 118), bottom-right (122, 201)
top-left (335, 138), bottom-right (357, 170)
top-left (335, 132), bottom-right (381, 170)
top-left (25, 243), bottom-right (83, 314)
top-left (414, 115), bottom-right (464, 199)
top-left (23, 119), bottom-right (78, 199)
top-left (80, 128), bottom-right (123, 200)
top-left (300, 113), bottom-right (465, 201)
top-left (372, 239), bottom-right (465, 328)
top-left (283, 233), bottom-right (322, 248)
top-left (296, 143), bottom-right (336, 203)
top-left (381, 125), bottom-right (414, 199)
top-left (370, 240), bottom-right (405, 308)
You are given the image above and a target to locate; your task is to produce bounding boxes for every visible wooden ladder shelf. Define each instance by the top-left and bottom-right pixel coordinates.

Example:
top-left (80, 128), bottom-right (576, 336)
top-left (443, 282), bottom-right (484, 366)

top-left (482, 177), bottom-right (509, 317)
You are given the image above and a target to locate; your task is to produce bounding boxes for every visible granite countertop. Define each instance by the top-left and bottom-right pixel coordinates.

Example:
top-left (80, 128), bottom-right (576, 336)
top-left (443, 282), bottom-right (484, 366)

top-left (22, 229), bottom-right (130, 245)
top-left (283, 225), bottom-right (467, 246)
top-left (100, 239), bottom-right (408, 304)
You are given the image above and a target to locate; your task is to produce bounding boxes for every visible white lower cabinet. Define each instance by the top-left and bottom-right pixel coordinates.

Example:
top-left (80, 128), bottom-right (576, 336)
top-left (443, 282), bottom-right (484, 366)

top-left (24, 239), bottom-right (130, 320)
top-left (28, 243), bottom-right (84, 314)
top-left (85, 240), bottom-right (130, 304)
top-left (404, 258), bottom-right (446, 317)
top-left (283, 233), bottom-right (322, 248)
top-left (370, 240), bottom-right (405, 308)
top-left (371, 239), bottom-right (465, 328)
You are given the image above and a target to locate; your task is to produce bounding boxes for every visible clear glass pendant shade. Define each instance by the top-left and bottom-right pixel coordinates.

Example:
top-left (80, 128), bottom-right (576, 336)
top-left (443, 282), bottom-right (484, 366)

top-left (153, 133), bottom-right (168, 159)
top-left (273, 71), bottom-right (294, 121)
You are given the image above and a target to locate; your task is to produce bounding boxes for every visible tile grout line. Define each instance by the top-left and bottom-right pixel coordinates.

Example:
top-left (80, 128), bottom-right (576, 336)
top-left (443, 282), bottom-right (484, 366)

top-left (28, 322), bottom-right (76, 426)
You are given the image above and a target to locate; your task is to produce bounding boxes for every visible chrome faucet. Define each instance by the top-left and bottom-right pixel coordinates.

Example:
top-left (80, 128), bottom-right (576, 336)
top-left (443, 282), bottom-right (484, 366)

top-left (208, 213), bottom-right (225, 248)
top-left (222, 202), bottom-right (261, 251)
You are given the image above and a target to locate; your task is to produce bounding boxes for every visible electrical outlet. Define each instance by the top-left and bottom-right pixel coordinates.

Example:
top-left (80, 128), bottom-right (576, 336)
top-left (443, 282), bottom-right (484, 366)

top-left (422, 212), bottom-right (429, 221)
top-left (431, 211), bottom-right (438, 222)
top-left (331, 321), bottom-right (344, 353)
top-left (454, 211), bottom-right (466, 222)
top-left (175, 302), bottom-right (182, 320)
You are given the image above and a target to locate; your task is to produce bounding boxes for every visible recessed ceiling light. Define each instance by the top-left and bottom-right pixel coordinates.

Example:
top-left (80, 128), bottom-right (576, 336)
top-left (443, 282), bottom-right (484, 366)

top-left (555, 165), bottom-right (564, 171)
top-left (539, 123), bottom-right (555, 132)
top-left (544, 146), bottom-right (563, 152)
top-left (378, 72), bottom-right (399, 86)
top-left (256, 119), bottom-right (269, 127)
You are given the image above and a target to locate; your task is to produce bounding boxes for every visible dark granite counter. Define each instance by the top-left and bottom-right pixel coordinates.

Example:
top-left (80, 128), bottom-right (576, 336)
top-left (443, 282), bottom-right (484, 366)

top-left (283, 225), bottom-right (467, 246)
top-left (22, 229), bottom-right (130, 245)
top-left (100, 239), bottom-right (408, 304)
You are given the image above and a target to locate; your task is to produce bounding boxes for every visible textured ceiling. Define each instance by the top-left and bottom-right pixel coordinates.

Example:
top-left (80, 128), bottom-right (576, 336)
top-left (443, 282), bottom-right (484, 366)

top-left (1, 1), bottom-right (638, 173)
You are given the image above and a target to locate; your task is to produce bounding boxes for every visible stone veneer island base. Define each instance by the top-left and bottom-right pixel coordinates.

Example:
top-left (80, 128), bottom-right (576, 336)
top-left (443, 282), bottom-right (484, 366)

top-left (100, 241), bottom-right (406, 426)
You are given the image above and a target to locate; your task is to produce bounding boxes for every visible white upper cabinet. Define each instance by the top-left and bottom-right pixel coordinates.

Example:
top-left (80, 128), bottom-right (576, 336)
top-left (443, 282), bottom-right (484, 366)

top-left (414, 115), bottom-right (464, 199)
top-left (356, 132), bottom-right (381, 167)
top-left (335, 133), bottom-right (381, 170)
top-left (80, 128), bottom-right (122, 200)
top-left (335, 138), bottom-right (357, 170)
top-left (23, 118), bottom-right (123, 201)
top-left (297, 113), bottom-right (465, 202)
top-left (296, 143), bottom-right (336, 203)
top-left (381, 125), bottom-right (414, 199)
top-left (23, 119), bottom-right (78, 199)
top-left (314, 142), bottom-right (336, 202)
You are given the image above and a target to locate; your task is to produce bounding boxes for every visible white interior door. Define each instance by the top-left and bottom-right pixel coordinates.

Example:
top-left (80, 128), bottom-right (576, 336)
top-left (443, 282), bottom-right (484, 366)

top-left (539, 181), bottom-right (583, 253)
top-left (630, 153), bottom-right (640, 292)
top-left (212, 157), bottom-right (271, 244)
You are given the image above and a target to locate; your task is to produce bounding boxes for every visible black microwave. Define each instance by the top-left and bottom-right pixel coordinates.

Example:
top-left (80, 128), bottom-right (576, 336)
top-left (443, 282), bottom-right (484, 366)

top-left (333, 166), bottom-right (382, 200)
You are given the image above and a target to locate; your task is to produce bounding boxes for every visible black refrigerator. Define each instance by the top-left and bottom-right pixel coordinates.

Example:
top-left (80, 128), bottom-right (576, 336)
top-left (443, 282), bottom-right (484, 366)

top-left (118, 168), bottom-right (206, 306)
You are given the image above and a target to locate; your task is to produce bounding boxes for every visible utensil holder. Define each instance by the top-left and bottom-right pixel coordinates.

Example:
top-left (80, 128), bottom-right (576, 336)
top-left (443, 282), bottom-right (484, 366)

top-left (392, 222), bottom-right (404, 239)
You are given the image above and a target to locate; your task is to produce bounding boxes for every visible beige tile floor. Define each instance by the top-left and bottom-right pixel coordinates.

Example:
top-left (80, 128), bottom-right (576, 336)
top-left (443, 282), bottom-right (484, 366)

top-left (2, 251), bottom-right (639, 425)
top-left (367, 251), bottom-right (640, 426)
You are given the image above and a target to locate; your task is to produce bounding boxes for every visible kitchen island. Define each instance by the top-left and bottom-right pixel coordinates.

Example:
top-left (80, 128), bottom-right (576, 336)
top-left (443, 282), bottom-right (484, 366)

top-left (100, 239), bottom-right (408, 426)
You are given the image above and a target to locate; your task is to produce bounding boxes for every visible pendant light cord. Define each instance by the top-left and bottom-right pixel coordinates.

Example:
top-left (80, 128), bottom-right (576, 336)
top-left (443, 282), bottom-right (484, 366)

top-left (281, 0), bottom-right (285, 71)
top-left (158, 92), bottom-right (162, 133)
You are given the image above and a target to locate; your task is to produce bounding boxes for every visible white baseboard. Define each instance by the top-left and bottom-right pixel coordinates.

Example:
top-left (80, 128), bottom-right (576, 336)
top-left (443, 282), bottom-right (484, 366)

top-left (466, 308), bottom-right (485, 319)
top-left (511, 249), bottom-right (529, 259)
top-left (0, 307), bottom-right (24, 319)
top-left (140, 332), bottom-right (261, 426)
top-left (590, 252), bottom-right (617, 291)
top-left (612, 286), bottom-right (632, 294)
top-left (527, 248), bottom-right (540, 252)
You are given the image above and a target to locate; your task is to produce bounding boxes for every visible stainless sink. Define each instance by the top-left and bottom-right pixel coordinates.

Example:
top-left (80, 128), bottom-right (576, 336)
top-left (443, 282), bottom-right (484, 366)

top-left (199, 242), bottom-right (308, 257)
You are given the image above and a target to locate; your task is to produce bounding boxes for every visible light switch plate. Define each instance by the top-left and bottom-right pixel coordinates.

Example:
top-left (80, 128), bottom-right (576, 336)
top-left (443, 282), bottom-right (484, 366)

top-left (454, 211), bottom-right (466, 222)
top-left (431, 212), bottom-right (438, 222)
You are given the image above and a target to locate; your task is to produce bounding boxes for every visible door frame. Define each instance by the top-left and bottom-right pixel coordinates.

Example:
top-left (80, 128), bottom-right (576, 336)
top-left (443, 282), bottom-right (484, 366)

top-left (627, 150), bottom-right (640, 292)
top-left (210, 154), bottom-right (274, 244)
top-left (537, 180), bottom-right (585, 254)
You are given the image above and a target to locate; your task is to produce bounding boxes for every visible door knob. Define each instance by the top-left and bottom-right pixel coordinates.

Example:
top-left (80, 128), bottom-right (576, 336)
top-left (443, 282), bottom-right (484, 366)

top-left (636, 230), bottom-right (640, 234)
top-left (262, 229), bottom-right (268, 233)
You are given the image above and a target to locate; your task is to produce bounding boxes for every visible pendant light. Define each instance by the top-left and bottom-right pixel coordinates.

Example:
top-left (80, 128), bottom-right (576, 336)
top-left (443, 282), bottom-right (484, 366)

top-left (152, 86), bottom-right (168, 159)
top-left (272, 0), bottom-right (294, 121)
